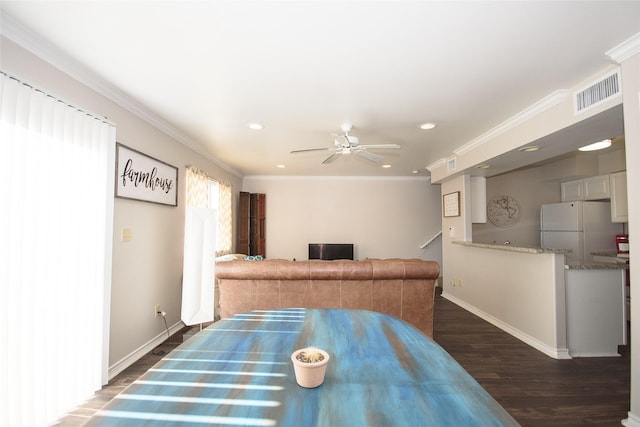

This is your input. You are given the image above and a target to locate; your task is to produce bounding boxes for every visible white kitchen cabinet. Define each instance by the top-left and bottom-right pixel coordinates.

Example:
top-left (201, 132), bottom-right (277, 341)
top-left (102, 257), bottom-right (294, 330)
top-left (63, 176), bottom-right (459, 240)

top-left (561, 180), bottom-right (583, 201)
top-left (610, 171), bottom-right (628, 223)
top-left (471, 176), bottom-right (487, 223)
top-left (583, 175), bottom-right (610, 200)
top-left (561, 174), bottom-right (611, 202)
top-left (565, 268), bottom-right (626, 357)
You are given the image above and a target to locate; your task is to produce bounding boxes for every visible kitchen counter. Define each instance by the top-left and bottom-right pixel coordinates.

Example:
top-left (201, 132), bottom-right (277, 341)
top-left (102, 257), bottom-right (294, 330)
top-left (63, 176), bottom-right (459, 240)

top-left (454, 242), bottom-right (628, 270)
top-left (453, 241), bottom-right (566, 254)
top-left (591, 251), bottom-right (630, 263)
top-left (448, 239), bottom-right (627, 359)
top-left (565, 263), bottom-right (629, 270)
top-left (568, 251), bottom-right (630, 270)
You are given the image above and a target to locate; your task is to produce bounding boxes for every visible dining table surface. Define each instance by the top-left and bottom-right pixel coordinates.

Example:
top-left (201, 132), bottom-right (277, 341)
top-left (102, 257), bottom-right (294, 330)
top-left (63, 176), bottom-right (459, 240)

top-left (87, 308), bottom-right (519, 426)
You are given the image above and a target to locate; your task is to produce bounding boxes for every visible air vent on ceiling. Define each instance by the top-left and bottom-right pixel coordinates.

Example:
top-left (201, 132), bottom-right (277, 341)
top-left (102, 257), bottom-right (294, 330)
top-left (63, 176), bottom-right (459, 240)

top-left (447, 157), bottom-right (457, 173)
top-left (574, 70), bottom-right (621, 114)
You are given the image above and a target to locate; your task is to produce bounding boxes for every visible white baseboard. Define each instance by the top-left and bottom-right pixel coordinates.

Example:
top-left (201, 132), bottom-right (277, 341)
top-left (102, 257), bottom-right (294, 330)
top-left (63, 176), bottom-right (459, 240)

top-left (623, 411), bottom-right (640, 427)
top-left (441, 291), bottom-right (572, 360)
top-left (569, 351), bottom-right (621, 358)
top-left (108, 320), bottom-right (185, 381)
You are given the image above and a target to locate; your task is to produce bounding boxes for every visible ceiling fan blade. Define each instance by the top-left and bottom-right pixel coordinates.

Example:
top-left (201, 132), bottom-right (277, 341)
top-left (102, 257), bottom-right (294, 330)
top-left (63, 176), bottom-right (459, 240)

top-left (291, 147), bottom-right (330, 154)
top-left (358, 144), bottom-right (401, 149)
top-left (322, 153), bottom-right (341, 164)
top-left (355, 150), bottom-right (383, 162)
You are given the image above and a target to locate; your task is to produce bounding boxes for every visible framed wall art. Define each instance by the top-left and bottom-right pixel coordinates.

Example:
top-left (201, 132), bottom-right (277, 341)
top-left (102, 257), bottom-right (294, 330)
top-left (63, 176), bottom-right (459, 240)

top-left (115, 143), bottom-right (178, 206)
top-left (443, 191), bottom-right (460, 217)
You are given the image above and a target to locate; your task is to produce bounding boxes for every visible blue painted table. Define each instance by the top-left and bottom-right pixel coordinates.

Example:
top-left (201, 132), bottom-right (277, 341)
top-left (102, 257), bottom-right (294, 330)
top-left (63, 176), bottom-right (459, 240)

top-left (87, 309), bottom-right (519, 426)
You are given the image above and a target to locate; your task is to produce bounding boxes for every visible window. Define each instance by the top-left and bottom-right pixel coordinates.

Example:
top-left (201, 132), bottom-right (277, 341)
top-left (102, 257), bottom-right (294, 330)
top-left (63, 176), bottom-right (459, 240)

top-left (213, 179), bottom-right (233, 256)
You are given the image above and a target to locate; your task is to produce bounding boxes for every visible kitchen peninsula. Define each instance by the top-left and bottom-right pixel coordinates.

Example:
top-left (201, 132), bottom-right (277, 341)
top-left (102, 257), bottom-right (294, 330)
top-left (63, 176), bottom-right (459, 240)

top-left (443, 241), bottom-right (627, 359)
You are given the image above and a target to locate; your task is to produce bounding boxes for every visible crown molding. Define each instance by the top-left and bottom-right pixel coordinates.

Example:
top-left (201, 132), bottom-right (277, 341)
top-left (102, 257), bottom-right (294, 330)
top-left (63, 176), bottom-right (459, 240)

top-left (425, 158), bottom-right (447, 173)
top-left (606, 32), bottom-right (640, 64)
top-left (0, 11), bottom-right (242, 178)
top-left (242, 175), bottom-right (430, 182)
top-left (453, 90), bottom-right (568, 157)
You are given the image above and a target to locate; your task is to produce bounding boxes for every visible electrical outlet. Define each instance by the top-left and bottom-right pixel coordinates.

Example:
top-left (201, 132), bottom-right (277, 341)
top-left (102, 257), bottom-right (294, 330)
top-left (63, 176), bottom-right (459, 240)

top-left (155, 304), bottom-right (161, 317)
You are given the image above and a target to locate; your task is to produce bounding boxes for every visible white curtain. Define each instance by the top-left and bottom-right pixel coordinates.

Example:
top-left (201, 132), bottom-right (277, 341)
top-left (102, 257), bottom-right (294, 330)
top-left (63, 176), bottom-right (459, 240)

top-left (181, 166), bottom-right (216, 325)
top-left (0, 73), bottom-right (115, 425)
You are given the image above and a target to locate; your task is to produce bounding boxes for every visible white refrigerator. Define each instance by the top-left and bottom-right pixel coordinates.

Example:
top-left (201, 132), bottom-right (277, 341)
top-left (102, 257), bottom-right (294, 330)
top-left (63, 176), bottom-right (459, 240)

top-left (540, 201), bottom-right (622, 264)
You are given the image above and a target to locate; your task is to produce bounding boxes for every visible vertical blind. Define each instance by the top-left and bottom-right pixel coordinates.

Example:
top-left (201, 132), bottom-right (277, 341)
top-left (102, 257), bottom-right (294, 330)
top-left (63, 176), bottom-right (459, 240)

top-left (0, 72), bottom-right (115, 426)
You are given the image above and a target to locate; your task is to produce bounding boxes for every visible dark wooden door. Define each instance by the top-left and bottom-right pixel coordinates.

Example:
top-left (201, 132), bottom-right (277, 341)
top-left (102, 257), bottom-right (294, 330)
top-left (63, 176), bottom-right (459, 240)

top-left (257, 193), bottom-right (266, 257)
top-left (249, 193), bottom-right (266, 257)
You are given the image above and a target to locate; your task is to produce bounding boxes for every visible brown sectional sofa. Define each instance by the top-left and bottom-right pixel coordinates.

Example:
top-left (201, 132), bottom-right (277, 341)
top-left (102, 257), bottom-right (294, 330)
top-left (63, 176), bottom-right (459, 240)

top-left (215, 258), bottom-right (440, 338)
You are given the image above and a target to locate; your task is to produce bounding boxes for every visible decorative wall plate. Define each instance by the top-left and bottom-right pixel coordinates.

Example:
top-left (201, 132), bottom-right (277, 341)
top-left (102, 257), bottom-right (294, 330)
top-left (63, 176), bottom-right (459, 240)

top-left (487, 195), bottom-right (521, 227)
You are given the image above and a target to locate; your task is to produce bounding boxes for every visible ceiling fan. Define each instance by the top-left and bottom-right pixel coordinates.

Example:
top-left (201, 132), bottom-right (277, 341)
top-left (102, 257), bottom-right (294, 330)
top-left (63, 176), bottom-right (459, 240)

top-left (291, 124), bottom-right (401, 164)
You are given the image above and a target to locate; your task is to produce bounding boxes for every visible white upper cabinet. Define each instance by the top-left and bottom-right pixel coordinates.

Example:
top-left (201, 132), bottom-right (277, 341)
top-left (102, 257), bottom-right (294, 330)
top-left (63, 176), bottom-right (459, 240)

top-left (561, 172), bottom-right (627, 222)
top-left (561, 174), bottom-right (610, 202)
top-left (583, 175), bottom-right (610, 200)
top-left (561, 180), bottom-right (583, 201)
top-left (610, 171), bottom-right (628, 223)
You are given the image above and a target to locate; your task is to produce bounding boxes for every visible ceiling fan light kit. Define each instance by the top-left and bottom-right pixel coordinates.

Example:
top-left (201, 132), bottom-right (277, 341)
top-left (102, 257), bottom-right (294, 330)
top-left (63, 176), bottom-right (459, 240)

top-left (291, 124), bottom-right (401, 165)
top-left (335, 135), bottom-right (359, 146)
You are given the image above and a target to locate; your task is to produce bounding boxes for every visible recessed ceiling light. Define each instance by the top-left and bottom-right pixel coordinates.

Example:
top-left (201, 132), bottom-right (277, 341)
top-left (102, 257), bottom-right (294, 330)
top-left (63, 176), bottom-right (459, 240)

top-left (579, 139), bottom-right (612, 152)
top-left (475, 164), bottom-right (491, 169)
top-left (382, 164), bottom-right (391, 168)
top-left (419, 122), bottom-right (436, 130)
top-left (412, 170), bottom-right (419, 174)
top-left (518, 145), bottom-right (540, 152)
top-left (247, 123), bottom-right (263, 130)
top-left (276, 164), bottom-right (285, 168)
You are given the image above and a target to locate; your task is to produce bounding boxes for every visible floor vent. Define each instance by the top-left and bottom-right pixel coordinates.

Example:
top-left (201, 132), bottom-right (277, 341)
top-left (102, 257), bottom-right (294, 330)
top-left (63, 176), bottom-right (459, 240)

top-left (574, 70), bottom-right (620, 114)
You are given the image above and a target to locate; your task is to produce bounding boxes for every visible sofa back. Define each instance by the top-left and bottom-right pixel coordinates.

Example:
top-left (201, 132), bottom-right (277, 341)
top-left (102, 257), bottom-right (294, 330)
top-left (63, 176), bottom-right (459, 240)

top-left (216, 259), bottom-right (440, 337)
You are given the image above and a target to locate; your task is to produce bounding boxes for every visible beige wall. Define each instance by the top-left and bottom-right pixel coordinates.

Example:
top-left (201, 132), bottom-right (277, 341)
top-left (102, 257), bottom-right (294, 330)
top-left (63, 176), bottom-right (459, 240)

top-left (472, 167), bottom-right (561, 247)
top-left (242, 176), bottom-right (443, 264)
top-left (1, 37), bottom-right (243, 378)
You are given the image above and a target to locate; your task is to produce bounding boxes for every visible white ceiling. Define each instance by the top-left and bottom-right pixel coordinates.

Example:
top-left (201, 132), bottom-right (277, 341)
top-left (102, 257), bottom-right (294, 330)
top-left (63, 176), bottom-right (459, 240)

top-left (1, 1), bottom-right (639, 178)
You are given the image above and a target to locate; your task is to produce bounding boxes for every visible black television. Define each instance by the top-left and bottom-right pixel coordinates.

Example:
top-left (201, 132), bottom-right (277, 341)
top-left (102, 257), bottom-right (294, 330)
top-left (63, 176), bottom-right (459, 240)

top-left (308, 243), bottom-right (354, 260)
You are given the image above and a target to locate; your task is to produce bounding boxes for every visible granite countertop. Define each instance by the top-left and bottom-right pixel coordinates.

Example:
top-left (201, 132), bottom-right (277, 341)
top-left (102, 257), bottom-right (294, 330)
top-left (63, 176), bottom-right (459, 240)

top-left (565, 263), bottom-right (629, 270)
top-left (591, 251), bottom-right (630, 261)
top-left (452, 241), bottom-right (567, 254)
top-left (592, 251), bottom-right (621, 257)
top-left (453, 241), bottom-right (629, 270)
top-left (569, 251), bottom-right (631, 270)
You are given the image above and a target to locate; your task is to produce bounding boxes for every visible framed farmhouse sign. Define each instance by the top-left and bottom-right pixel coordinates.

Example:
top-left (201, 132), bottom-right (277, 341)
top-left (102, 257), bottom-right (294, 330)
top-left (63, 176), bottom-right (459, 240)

top-left (115, 143), bottom-right (178, 206)
top-left (443, 191), bottom-right (460, 217)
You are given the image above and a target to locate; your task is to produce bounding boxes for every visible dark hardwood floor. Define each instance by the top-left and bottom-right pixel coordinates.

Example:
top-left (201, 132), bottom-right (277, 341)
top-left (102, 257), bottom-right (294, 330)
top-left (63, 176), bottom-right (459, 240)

top-left (433, 287), bottom-right (631, 427)
top-left (56, 289), bottom-right (630, 426)
top-left (54, 326), bottom-right (205, 426)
